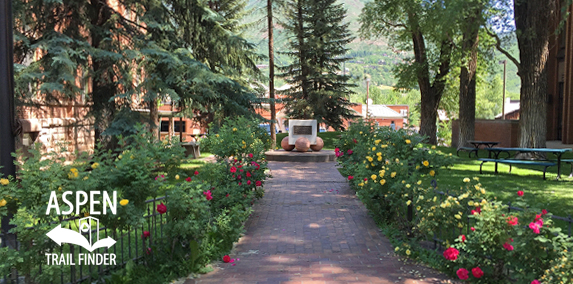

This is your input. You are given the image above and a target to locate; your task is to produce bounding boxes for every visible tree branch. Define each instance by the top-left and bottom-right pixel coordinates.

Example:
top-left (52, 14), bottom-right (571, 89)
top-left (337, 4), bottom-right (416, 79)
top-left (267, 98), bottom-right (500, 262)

top-left (485, 27), bottom-right (520, 72)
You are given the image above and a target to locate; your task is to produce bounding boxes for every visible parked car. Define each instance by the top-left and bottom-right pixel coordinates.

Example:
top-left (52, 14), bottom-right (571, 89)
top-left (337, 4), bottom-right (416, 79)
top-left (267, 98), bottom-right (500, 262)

top-left (259, 123), bottom-right (281, 135)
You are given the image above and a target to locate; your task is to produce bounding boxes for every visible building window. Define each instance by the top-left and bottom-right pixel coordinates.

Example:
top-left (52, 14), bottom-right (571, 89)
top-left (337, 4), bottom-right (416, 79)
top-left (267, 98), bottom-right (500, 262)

top-left (174, 121), bottom-right (186, 133)
top-left (160, 121), bottom-right (186, 132)
top-left (400, 109), bottom-right (408, 116)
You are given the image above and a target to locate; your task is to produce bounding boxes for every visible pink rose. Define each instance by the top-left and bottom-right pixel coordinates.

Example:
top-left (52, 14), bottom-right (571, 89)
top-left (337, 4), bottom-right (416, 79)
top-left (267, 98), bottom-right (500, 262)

top-left (203, 190), bottom-right (213, 201)
top-left (507, 216), bottom-right (518, 226)
top-left (347, 149), bottom-right (353, 155)
top-left (542, 209), bottom-right (548, 215)
top-left (255, 181), bottom-right (262, 187)
top-left (517, 190), bottom-right (524, 197)
top-left (529, 222), bottom-right (541, 234)
top-left (531, 280), bottom-right (540, 284)
top-left (248, 153), bottom-right (253, 158)
top-left (142, 231), bottom-right (150, 239)
top-left (503, 242), bottom-right (514, 251)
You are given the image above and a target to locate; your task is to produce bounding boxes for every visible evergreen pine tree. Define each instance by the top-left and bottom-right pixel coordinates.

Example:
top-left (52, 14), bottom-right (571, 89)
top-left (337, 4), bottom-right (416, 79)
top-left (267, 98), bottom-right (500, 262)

top-left (279, 0), bottom-right (357, 130)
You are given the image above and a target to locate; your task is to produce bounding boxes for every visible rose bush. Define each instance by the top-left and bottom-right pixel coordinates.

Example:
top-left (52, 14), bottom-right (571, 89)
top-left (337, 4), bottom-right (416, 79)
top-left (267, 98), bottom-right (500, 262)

top-left (338, 120), bottom-right (573, 283)
top-left (0, 118), bottom-right (270, 283)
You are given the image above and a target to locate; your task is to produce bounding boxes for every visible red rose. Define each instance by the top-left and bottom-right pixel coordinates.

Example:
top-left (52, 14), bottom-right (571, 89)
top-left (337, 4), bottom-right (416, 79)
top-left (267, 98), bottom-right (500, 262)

top-left (142, 231), bottom-right (150, 239)
top-left (470, 227), bottom-right (475, 231)
top-left (471, 267), bottom-right (484, 278)
top-left (517, 190), bottom-right (524, 197)
top-left (230, 166), bottom-right (237, 173)
top-left (226, 193), bottom-right (229, 197)
top-left (475, 206), bottom-right (481, 214)
top-left (240, 169), bottom-right (244, 172)
top-left (238, 182), bottom-right (242, 186)
top-left (460, 235), bottom-right (466, 243)
top-left (247, 180), bottom-right (252, 185)
top-left (194, 170), bottom-right (199, 176)
top-left (443, 247), bottom-right (459, 261)
top-left (456, 268), bottom-right (469, 280)
top-left (353, 138), bottom-right (357, 143)
top-left (335, 147), bottom-right (340, 153)
top-left (503, 242), bottom-right (514, 251)
top-left (246, 172), bottom-right (252, 178)
top-left (471, 210), bottom-right (477, 215)
top-left (255, 180), bottom-right (262, 187)
top-left (347, 149), bottom-right (353, 155)
top-left (238, 175), bottom-right (242, 180)
top-left (185, 177), bottom-right (192, 182)
top-left (348, 176), bottom-right (354, 180)
top-left (248, 153), bottom-right (253, 158)
top-left (157, 203), bottom-right (167, 214)
top-left (364, 178), bottom-right (368, 181)
top-left (542, 209), bottom-right (548, 215)
top-left (223, 255), bottom-right (231, 263)
top-left (203, 190), bottom-right (212, 201)
top-left (506, 216), bottom-right (518, 226)
top-left (146, 247), bottom-right (152, 255)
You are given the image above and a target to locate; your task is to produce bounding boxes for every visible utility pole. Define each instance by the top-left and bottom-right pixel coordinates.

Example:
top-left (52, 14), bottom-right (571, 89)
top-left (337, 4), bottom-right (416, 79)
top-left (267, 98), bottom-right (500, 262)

top-left (365, 77), bottom-right (370, 120)
top-left (499, 60), bottom-right (507, 120)
top-left (268, 0), bottom-right (277, 149)
top-left (0, 0), bottom-right (17, 248)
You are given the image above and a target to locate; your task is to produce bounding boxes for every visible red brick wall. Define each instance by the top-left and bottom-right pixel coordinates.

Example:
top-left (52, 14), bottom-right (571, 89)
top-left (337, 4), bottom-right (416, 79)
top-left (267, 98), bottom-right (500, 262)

top-left (452, 119), bottom-right (520, 148)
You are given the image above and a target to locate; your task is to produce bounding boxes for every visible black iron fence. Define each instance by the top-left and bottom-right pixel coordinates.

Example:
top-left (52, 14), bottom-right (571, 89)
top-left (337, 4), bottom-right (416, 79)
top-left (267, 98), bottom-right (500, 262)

top-left (1, 196), bottom-right (167, 284)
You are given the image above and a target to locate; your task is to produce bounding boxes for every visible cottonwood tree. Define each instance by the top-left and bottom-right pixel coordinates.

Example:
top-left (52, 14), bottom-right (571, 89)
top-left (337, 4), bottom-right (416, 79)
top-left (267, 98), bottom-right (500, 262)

top-left (360, 0), bottom-right (454, 144)
top-left (490, 0), bottom-right (571, 148)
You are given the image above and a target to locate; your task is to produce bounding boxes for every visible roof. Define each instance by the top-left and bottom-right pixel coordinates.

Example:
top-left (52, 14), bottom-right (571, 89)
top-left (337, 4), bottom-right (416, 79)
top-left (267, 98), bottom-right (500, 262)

top-left (495, 99), bottom-right (520, 118)
top-left (361, 104), bottom-right (405, 119)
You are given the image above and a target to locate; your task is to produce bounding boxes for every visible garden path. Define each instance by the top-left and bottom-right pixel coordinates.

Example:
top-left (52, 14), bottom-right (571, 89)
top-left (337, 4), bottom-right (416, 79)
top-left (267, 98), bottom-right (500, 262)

top-left (185, 161), bottom-right (453, 284)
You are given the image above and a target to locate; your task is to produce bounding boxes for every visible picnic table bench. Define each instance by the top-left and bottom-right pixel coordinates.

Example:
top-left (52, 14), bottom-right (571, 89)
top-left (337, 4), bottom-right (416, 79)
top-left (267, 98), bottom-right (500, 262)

top-left (457, 141), bottom-right (499, 158)
top-left (478, 147), bottom-right (572, 180)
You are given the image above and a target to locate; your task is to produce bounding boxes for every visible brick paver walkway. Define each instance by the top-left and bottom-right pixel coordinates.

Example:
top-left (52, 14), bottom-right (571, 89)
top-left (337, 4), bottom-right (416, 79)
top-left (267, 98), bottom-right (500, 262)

top-left (186, 161), bottom-right (453, 284)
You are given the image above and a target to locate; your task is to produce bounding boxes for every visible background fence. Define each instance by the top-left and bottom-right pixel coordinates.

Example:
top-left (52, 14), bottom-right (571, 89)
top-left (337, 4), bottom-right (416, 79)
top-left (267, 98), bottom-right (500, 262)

top-left (1, 196), bottom-right (167, 284)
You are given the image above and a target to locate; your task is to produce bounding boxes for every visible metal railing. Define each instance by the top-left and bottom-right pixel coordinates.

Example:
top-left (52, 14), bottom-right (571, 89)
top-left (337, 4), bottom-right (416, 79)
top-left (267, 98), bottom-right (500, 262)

top-left (1, 196), bottom-right (167, 284)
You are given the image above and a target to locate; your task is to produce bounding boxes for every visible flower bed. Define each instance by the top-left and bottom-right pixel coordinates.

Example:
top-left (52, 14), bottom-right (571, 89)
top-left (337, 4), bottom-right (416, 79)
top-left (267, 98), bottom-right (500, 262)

top-left (336, 120), bottom-right (573, 283)
top-left (0, 118), bottom-right (270, 284)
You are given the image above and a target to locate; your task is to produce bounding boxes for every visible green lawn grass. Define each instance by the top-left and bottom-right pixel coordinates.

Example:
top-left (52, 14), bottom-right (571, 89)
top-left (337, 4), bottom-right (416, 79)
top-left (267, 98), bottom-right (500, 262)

top-left (436, 147), bottom-right (573, 228)
top-left (276, 131), bottom-right (341, 150)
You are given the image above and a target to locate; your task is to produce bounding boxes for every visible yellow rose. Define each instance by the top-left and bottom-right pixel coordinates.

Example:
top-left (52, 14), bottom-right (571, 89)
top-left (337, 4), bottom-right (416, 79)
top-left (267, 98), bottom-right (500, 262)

top-left (416, 165), bottom-right (420, 170)
top-left (83, 176), bottom-right (88, 180)
top-left (406, 200), bottom-right (412, 206)
top-left (417, 180), bottom-right (422, 185)
top-left (405, 139), bottom-right (411, 144)
top-left (377, 156), bottom-right (382, 162)
top-left (395, 247), bottom-right (399, 252)
top-left (380, 179), bottom-right (386, 185)
top-left (0, 178), bottom-right (9, 186)
top-left (233, 128), bottom-right (237, 131)
top-left (468, 201), bottom-right (475, 206)
top-left (473, 177), bottom-right (479, 181)
top-left (118, 155), bottom-right (123, 159)
top-left (130, 155), bottom-right (134, 159)
top-left (406, 249), bottom-right (411, 255)
top-left (416, 206), bottom-right (421, 211)
top-left (431, 145), bottom-right (436, 149)
top-left (406, 184), bottom-right (411, 188)
top-left (0, 199), bottom-right (6, 207)
top-left (58, 186), bottom-right (62, 191)
top-left (215, 134), bottom-right (220, 137)
top-left (463, 178), bottom-right (470, 183)
top-left (419, 196), bottom-right (424, 200)
top-left (91, 163), bottom-right (99, 169)
top-left (358, 183), bottom-right (364, 187)
top-left (429, 170), bottom-right (435, 177)
top-left (120, 199), bottom-right (129, 206)
top-left (367, 156), bottom-right (373, 162)
top-left (372, 147), bottom-right (376, 151)
top-left (163, 139), bottom-right (168, 145)
top-left (391, 172), bottom-right (396, 178)
top-left (359, 131), bottom-right (363, 134)
top-left (175, 175), bottom-right (180, 180)
top-left (423, 160), bottom-right (429, 167)
top-left (481, 189), bottom-right (486, 194)
top-left (371, 163), bottom-right (375, 166)
top-left (381, 144), bottom-right (388, 148)
top-left (365, 165), bottom-right (369, 168)
top-left (395, 158), bottom-right (400, 163)
top-left (371, 174), bottom-right (377, 180)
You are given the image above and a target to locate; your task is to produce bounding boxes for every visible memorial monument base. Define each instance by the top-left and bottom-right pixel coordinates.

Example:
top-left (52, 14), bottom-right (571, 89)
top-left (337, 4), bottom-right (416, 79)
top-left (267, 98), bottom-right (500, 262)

top-left (264, 149), bottom-right (336, 163)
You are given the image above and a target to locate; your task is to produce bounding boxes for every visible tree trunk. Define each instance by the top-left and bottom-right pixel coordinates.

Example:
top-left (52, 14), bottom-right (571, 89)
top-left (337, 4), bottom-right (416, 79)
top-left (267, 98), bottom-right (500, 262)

top-left (268, 0), bottom-right (276, 149)
top-left (514, 0), bottom-right (556, 148)
top-left (168, 103), bottom-right (174, 138)
top-left (149, 99), bottom-right (159, 140)
top-left (458, 14), bottom-right (480, 148)
top-left (409, 18), bottom-right (452, 145)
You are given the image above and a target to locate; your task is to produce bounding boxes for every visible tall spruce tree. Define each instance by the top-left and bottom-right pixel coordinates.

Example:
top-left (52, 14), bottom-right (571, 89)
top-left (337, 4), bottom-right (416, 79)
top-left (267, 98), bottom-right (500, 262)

top-left (279, 0), bottom-right (356, 130)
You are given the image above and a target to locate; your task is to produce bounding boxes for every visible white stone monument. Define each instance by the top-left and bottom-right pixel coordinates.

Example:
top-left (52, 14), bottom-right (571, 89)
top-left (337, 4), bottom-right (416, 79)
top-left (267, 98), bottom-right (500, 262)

top-left (288, 119), bottom-right (317, 145)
